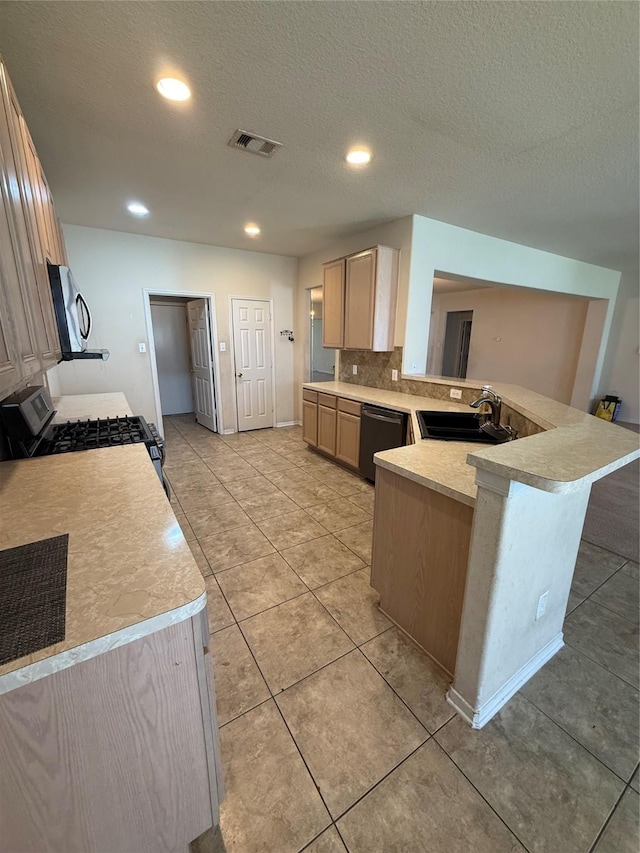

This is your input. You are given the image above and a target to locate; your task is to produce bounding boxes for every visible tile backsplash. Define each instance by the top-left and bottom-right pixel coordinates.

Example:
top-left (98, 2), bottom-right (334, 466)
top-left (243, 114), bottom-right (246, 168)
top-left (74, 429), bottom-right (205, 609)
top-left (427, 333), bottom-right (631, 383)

top-left (337, 347), bottom-right (544, 438)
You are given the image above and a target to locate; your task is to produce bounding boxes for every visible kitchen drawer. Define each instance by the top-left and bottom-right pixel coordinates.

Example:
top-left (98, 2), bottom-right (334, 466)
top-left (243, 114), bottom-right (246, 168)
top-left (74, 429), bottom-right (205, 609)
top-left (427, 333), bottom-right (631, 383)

top-left (318, 392), bottom-right (337, 409)
top-left (303, 389), bottom-right (318, 403)
top-left (337, 397), bottom-right (361, 417)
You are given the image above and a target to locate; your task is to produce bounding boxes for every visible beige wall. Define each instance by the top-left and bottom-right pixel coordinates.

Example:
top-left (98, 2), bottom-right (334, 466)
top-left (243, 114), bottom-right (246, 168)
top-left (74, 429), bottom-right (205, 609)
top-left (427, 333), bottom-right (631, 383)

top-left (599, 262), bottom-right (640, 423)
top-left (49, 225), bottom-right (298, 430)
top-left (427, 287), bottom-right (589, 404)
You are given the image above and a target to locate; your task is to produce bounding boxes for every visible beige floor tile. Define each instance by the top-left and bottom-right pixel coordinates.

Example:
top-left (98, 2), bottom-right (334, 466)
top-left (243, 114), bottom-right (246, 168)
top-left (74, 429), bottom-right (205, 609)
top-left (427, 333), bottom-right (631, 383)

top-left (305, 499), bottom-right (371, 532)
top-left (334, 521), bottom-right (373, 564)
top-left (241, 593), bottom-right (354, 693)
top-left (166, 467), bottom-right (220, 490)
top-left (276, 650), bottom-right (427, 817)
top-left (279, 479), bottom-right (342, 509)
top-left (188, 540), bottom-right (212, 577)
top-left (315, 568), bottom-right (391, 645)
top-left (205, 458), bottom-right (259, 482)
top-left (237, 450), bottom-right (295, 474)
top-left (338, 739), bottom-right (524, 852)
top-left (303, 827), bottom-right (346, 852)
top-left (593, 789), bottom-right (640, 853)
top-left (361, 627), bottom-right (455, 733)
top-left (591, 561), bottom-right (639, 626)
top-left (564, 600), bottom-right (639, 688)
top-left (266, 468), bottom-right (322, 488)
top-left (204, 576), bottom-right (235, 634)
top-left (280, 534), bottom-right (365, 588)
top-left (174, 511), bottom-right (196, 542)
top-left (223, 474), bottom-right (281, 501)
top-left (237, 491), bottom-right (299, 522)
top-left (211, 625), bottom-right (270, 725)
top-left (520, 643), bottom-right (639, 779)
top-left (257, 510), bottom-right (328, 551)
top-left (200, 523), bottom-right (276, 572)
top-left (177, 484), bottom-right (235, 514)
top-left (347, 490), bottom-right (375, 514)
top-left (304, 465), bottom-right (372, 497)
top-left (186, 502), bottom-right (251, 538)
top-left (436, 694), bottom-right (624, 853)
top-left (219, 701), bottom-right (330, 853)
top-left (217, 553), bottom-right (307, 621)
top-left (570, 541), bottom-right (627, 605)
top-left (219, 432), bottom-right (262, 450)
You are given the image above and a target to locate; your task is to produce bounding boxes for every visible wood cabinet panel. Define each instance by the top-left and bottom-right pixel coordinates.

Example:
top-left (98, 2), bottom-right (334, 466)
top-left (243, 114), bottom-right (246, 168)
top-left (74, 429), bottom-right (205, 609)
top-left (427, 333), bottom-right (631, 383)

top-left (317, 392), bottom-right (337, 409)
top-left (322, 259), bottom-right (345, 348)
top-left (0, 618), bottom-right (216, 852)
top-left (302, 399), bottom-right (318, 446)
top-left (336, 410), bottom-right (360, 469)
top-left (303, 388), bottom-right (318, 403)
top-left (371, 467), bottom-right (473, 676)
top-left (337, 397), bottom-right (361, 416)
top-left (344, 250), bottom-right (375, 350)
top-left (317, 404), bottom-right (337, 456)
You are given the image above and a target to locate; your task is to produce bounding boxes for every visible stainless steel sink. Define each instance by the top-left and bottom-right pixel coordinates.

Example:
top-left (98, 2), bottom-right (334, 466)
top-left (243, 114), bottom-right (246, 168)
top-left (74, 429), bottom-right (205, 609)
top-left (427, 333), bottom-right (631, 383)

top-left (416, 410), bottom-right (504, 443)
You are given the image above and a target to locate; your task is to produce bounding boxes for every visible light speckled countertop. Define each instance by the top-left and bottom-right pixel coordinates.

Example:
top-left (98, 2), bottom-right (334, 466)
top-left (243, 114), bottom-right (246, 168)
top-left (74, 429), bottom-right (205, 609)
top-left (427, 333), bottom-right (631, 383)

top-left (52, 392), bottom-right (132, 423)
top-left (303, 380), bottom-right (640, 504)
top-left (0, 443), bottom-right (205, 695)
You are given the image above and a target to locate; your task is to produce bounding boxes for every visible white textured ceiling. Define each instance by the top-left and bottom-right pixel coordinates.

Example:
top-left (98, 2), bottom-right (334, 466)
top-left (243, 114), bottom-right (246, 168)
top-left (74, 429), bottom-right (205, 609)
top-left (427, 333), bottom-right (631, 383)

top-left (0, 1), bottom-right (637, 266)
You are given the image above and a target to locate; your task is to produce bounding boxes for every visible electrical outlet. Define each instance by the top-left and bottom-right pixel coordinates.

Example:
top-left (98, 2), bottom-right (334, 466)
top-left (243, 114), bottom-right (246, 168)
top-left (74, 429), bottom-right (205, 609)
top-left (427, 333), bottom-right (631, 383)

top-left (391, 369), bottom-right (398, 381)
top-left (219, 342), bottom-right (226, 352)
top-left (352, 364), bottom-right (358, 375)
top-left (450, 388), bottom-right (462, 400)
top-left (138, 342), bottom-right (146, 353)
top-left (536, 591), bottom-right (549, 620)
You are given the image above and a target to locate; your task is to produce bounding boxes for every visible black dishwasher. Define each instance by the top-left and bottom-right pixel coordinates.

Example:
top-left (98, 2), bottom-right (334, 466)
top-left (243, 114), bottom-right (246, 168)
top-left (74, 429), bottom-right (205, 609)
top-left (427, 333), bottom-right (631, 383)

top-left (358, 404), bottom-right (408, 482)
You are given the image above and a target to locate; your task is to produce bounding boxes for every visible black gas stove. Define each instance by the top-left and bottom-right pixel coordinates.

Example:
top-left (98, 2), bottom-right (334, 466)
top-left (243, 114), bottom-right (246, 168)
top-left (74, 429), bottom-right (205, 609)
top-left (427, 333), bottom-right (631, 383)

top-left (38, 415), bottom-right (156, 455)
top-left (0, 386), bottom-right (169, 497)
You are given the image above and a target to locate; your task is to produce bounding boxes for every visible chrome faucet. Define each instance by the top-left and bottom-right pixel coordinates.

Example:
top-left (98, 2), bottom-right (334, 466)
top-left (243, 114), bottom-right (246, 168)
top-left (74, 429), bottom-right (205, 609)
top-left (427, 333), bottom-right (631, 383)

top-left (469, 385), bottom-right (502, 427)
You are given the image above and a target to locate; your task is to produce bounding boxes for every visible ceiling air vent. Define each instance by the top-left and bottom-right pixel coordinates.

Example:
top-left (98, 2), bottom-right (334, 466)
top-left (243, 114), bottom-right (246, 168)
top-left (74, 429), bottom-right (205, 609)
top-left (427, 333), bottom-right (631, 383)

top-left (228, 129), bottom-right (282, 158)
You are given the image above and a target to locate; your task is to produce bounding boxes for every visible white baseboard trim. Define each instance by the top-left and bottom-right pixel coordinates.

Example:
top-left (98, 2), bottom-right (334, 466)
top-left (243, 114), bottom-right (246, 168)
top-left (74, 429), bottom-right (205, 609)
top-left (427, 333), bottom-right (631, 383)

top-left (275, 421), bottom-right (299, 428)
top-left (446, 632), bottom-right (564, 729)
top-left (222, 428), bottom-right (236, 435)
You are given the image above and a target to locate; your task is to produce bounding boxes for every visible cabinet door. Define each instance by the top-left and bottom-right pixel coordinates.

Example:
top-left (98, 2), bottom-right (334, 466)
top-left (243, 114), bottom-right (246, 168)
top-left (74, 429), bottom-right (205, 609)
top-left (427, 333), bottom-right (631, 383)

top-left (336, 410), bottom-right (361, 469)
top-left (0, 63), bottom-right (50, 372)
top-left (302, 400), bottom-right (318, 446)
top-left (322, 259), bottom-right (345, 348)
top-left (18, 118), bottom-right (61, 358)
top-left (344, 249), bottom-right (375, 350)
top-left (317, 405), bottom-right (337, 456)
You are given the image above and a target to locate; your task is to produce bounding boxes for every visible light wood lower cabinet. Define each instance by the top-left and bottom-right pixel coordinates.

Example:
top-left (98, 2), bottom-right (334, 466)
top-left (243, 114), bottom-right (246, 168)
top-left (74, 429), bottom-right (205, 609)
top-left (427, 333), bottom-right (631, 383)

top-left (371, 467), bottom-right (474, 676)
top-left (317, 404), bottom-right (337, 456)
top-left (0, 611), bottom-right (222, 853)
top-left (336, 405), bottom-right (361, 468)
top-left (302, 398), bottom-right (318, 446)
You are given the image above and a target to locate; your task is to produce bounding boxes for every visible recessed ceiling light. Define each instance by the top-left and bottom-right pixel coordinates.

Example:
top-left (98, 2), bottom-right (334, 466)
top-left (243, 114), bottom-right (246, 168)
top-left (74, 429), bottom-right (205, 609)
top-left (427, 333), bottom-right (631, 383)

top-left (346, 148), bottom-right (371, 165)
top-left (156, 77), bottom-right (191, 102)
top-left (127, 201), bottom-right (149, 217)
top-left (244, 224), bottom-right (261, 236)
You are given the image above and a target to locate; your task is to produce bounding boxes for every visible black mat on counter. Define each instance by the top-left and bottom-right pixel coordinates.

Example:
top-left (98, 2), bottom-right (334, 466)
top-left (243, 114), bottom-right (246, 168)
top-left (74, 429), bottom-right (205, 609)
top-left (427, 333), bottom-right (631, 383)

top-left (0, 534), bottom-right (68, 666)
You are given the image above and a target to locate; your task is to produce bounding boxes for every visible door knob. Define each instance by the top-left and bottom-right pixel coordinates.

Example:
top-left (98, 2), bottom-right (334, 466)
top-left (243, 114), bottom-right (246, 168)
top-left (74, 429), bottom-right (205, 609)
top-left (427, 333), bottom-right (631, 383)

top-left (236, 372), bottom-right (243, 378)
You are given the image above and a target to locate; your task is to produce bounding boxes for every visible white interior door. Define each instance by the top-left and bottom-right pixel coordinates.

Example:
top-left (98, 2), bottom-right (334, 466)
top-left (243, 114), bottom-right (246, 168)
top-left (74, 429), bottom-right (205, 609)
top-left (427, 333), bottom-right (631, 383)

top-left (231, 298), bottom-right (274, 431)
top-left (187, 299), bottom-right (217, 432)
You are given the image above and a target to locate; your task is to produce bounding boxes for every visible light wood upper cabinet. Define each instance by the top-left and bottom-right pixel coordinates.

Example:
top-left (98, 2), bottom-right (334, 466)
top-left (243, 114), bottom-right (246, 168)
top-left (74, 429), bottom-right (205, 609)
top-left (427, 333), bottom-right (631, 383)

top-left (0, 56), bottom-right (64, 395)
top-left (322, 259), bottom-right (345, 348)
top-left (322, 246), bottom-right (399, 353)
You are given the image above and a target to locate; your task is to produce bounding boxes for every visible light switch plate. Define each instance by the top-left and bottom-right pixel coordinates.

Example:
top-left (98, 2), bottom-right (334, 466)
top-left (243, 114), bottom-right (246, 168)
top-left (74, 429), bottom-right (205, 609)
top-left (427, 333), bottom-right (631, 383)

top-left (352, 364), bottom-right (358, 375)
top-left (450, 388), bottom-right (463, 399)
top-left (391, 369), bottom-right (398, 381)
top-left (220, 342), bottom-right (227, 352)
top-left (138, 342), bottom-right (146, 353)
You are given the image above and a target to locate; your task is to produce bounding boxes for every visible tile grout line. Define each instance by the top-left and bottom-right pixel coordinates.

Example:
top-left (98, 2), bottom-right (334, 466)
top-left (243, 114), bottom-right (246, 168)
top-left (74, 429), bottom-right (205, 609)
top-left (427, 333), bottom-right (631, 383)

top-left (587, 777), bottom-right (636, 853)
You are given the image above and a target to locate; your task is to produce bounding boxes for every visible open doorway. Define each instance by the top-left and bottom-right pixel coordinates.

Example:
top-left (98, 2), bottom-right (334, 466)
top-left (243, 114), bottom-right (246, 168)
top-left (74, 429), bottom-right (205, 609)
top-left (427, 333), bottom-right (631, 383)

top-left (309, 286), bottom-right (336, 382)
top-left (442, 310), bottom-right (473, 378)
top-left (144, 291), bottom-right (221, 434)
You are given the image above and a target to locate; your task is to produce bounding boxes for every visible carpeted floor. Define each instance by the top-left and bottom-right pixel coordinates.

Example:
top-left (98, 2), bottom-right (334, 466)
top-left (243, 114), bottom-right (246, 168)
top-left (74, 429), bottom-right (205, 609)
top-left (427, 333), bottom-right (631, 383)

top-left (581, 422), bottom-right (640, 563)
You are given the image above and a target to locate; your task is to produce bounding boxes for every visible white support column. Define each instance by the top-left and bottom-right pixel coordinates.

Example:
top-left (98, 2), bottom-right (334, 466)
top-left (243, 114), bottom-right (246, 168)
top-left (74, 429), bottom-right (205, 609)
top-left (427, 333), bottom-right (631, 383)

top-left (447, 469), bottom-right (591, 729)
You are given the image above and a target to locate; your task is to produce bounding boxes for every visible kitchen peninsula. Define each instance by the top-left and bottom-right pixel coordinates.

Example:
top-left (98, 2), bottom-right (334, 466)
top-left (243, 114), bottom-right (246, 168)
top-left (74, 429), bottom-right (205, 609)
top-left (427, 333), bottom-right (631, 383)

top-left (0, 416), bottom-right (222, 851)
top-left (302, 378), bottom-right (640, 728)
